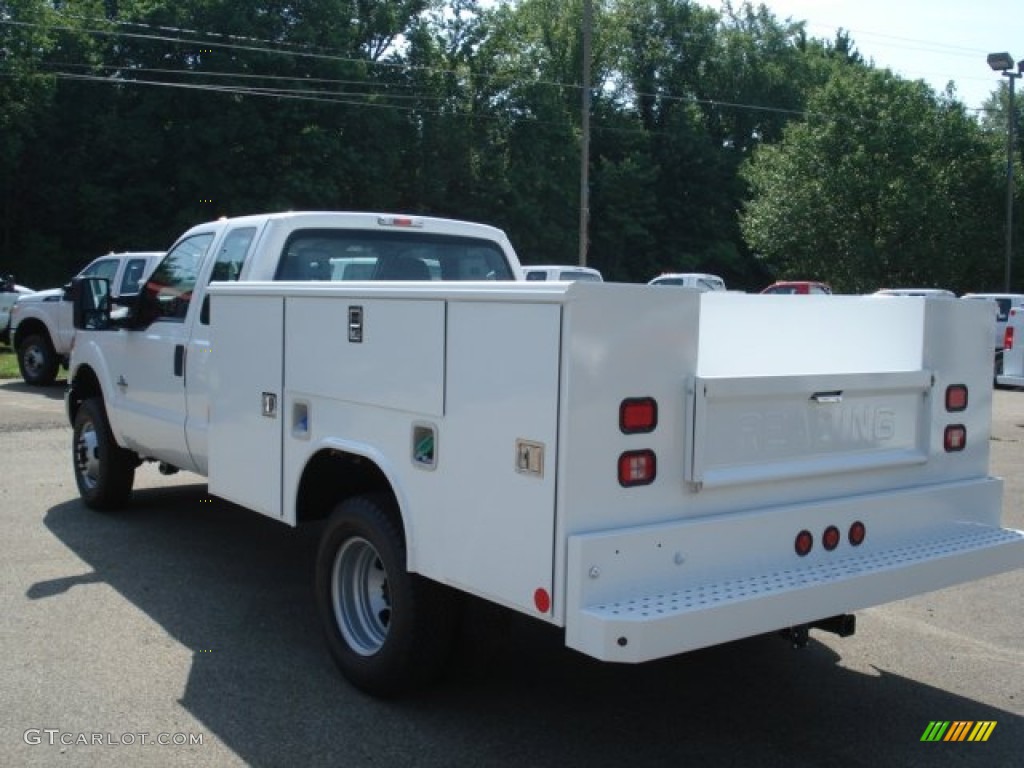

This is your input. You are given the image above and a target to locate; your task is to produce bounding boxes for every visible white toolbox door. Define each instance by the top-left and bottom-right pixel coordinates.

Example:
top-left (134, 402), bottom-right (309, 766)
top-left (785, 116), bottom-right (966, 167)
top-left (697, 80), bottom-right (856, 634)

top-left (439, 301), bottom-right (560, 614)
top-left (208, 294), bottom-right (284, 518)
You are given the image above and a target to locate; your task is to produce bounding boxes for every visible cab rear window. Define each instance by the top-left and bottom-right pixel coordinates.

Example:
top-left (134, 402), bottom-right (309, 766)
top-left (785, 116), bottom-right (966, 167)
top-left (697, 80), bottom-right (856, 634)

top-left (276, 230), bottom-right (515, 282)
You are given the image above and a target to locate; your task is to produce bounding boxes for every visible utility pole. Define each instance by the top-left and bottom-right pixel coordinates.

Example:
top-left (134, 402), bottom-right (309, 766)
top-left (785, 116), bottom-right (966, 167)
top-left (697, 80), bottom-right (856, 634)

top-left (578, 0), bottom-right (592, 267)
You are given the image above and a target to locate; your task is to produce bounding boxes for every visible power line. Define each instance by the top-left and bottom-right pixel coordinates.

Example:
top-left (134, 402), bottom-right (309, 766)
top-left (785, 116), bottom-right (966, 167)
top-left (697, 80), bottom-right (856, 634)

top-left (1, 13), bottom-right (998, 129)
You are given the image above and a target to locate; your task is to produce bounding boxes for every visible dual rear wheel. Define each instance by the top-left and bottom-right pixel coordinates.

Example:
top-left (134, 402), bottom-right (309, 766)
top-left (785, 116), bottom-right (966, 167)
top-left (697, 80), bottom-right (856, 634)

top-left (314, 494), bottom-right (461, 697)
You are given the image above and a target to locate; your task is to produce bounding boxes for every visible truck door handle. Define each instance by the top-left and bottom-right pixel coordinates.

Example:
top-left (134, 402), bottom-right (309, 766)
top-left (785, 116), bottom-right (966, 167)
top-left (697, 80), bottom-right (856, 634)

top-left (174, 344), bottom-right (185, 377)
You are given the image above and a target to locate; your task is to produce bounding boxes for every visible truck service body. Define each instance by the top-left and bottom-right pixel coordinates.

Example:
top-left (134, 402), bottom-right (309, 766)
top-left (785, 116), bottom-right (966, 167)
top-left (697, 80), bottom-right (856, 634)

top-left (66, 212), bottom-right (1024, 695)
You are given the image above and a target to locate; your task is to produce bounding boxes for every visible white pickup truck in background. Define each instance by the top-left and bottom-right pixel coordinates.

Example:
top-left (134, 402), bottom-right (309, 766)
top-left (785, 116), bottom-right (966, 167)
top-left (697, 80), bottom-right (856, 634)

top-left (0, 277), bottom-right (35, 346)
top-left (66, 211), bottom-right (1024, 697)
top-left (11, 251), bottom-right (161, 385)
top-left (996, 306), bottom-right (1024, 388)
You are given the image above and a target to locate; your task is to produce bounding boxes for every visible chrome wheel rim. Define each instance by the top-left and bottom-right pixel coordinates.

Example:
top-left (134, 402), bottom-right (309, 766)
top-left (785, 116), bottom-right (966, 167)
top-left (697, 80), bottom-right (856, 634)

top-left (23, 344), bottom-right (46, 378)
top-left (331, 536), bottom-right (390, 656)
top-left (74, 417), bottom-right (101, 490)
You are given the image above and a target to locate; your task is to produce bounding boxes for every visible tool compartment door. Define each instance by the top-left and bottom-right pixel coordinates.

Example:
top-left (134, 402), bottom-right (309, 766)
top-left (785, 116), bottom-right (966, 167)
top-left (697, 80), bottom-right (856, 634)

top-left (686, 370), bottom-right (931, 489)
top-left (437, 301), bottom-right (561, 614)
top-left (208, 294), bottom-right (284, 518)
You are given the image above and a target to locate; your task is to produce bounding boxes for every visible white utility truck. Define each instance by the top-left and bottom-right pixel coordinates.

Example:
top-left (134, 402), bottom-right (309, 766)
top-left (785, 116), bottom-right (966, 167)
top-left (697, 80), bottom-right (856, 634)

top-left (67, 211), bottom-right (1024, 697)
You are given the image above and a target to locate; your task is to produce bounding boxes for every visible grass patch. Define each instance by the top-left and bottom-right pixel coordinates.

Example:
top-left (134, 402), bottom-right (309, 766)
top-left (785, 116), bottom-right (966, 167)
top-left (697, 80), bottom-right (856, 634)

top-left (0, 344), bottom-right (21, 379)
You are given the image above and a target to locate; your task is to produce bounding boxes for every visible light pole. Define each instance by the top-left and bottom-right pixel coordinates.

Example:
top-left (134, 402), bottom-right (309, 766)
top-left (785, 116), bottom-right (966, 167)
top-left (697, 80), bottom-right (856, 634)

top-left (988, 52), bottom-right (1022, 292)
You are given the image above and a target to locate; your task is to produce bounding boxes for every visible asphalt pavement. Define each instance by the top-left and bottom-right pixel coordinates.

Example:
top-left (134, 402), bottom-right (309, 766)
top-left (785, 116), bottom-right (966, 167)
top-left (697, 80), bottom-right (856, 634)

top-left (0, 378), bottom-right (1021, 767)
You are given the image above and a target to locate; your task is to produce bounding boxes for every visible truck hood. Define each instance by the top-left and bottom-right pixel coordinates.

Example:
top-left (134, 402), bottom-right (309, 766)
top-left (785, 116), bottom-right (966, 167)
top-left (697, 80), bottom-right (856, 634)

top-left (15, 287), bottom-right (64, 304)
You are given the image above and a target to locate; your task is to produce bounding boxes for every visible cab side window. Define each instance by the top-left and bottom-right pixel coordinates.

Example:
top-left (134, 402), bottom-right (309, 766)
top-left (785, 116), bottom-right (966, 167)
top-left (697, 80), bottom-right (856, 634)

top-left (200, 227), bottom-right (255, 326)
top-left (80, 259), bottom-right (119, 283)
top-left (210, 228), bottom-right (255, 283)
top-left (119, 258), bottom-right (150, 296)
top-left (140, 234), bottom-right (214, 323)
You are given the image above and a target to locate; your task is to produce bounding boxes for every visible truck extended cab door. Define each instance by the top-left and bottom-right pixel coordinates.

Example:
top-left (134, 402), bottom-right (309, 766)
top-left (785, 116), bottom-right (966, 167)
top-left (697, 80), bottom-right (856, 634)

top-left (106, 234), bottom-right (214, 471)
top-left (183, 225), bottom-right (259, 475)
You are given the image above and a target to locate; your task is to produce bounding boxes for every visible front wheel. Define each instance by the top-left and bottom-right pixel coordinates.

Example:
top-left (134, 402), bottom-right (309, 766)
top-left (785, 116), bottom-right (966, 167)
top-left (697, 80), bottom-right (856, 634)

top-left (17, 332), bottom-right (59, 386)
top-left (72, 398), bottom-right (137, 510)
top-left (315, 494), bottom-right (460, 697)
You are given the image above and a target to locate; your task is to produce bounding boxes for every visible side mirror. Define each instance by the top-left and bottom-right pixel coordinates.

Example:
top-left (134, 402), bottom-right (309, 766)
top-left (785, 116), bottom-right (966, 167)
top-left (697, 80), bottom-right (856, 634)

top-left (70, 276), bottom-right (112, 330)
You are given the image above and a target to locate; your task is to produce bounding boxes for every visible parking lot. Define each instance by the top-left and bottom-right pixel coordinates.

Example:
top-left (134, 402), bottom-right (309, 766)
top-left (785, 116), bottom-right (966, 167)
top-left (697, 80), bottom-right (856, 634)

top-left (1, 379), bottom-right (1021, 767)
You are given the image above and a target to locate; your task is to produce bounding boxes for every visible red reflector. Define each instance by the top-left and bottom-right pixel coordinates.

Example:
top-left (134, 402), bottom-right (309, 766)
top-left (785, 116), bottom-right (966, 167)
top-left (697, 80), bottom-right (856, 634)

top-left (848, 521), bottom-right (866, 546)
top-left (620, 398), bottom-right (658, 434)
top-left (1006, 326), bottom-right (1015, 351)
top-left (823, 525), bottom-right (840, 551)
top-left (534, 588), bottom-right (551, 613)
top-left (945, 385), bottom-right (968, 412)
top-left (794, 530), bottom-right (813, 557)
top-left (618, 450), bottom-right (656, 487)
top-left (944, 425), bottom-right (966, 452)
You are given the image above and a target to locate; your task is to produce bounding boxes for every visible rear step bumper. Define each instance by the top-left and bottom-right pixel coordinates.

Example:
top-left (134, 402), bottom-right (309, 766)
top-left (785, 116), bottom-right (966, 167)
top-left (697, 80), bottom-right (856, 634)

top-left (565, 479), bottom-right (1024, 663)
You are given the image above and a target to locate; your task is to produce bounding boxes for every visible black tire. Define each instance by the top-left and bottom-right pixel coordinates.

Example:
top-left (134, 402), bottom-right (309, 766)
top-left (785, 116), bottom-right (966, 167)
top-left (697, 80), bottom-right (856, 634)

top-left (72, 398), bottom-right (137, 510)
top-left (315, 493), bottom-right (461, 697)
top-left (17, 332), bottom-right (59, 386)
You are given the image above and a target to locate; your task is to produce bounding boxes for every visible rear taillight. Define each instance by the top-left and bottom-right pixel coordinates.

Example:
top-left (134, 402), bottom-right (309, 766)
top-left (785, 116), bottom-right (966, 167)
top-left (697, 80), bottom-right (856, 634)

top-left (1004, 325), bottom-right (1014, 350)
top-left (619, 397), bottom-right (658, 434)
top-left (942, 385), bottom-right (968, 452)
top-left (618, 450), bottom-right (656, 487)
top-left (944, 425), bottom-right (966, 452)
top-left (619, 398), bottom-right (658, 487)
top-left (945, 384), bottom-right (968, 412)
top-left (822, 526), bottom-right (840, 551)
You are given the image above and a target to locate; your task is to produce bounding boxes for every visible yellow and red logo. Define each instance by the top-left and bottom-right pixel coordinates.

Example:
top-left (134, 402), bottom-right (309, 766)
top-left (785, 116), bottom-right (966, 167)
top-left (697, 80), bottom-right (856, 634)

top-left (920, 721), bottom-right (996, 742)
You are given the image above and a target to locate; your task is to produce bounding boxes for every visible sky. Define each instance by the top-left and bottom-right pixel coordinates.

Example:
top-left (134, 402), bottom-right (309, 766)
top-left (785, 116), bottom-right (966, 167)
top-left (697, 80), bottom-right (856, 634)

top-left (699, 0), bottom-right (1024, 114)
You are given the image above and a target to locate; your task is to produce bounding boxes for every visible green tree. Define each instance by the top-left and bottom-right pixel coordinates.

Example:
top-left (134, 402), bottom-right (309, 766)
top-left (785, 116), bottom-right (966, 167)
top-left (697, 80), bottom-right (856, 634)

top-left (0, 0), bottom-right (65, 276)
top-left (741, 65), bottom-right (1005, 293)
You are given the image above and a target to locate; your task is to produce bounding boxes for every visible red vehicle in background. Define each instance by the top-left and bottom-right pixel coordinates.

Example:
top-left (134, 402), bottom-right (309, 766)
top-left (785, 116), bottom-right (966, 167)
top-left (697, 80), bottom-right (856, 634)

top-left (761, 281), bottom-right (832, 295)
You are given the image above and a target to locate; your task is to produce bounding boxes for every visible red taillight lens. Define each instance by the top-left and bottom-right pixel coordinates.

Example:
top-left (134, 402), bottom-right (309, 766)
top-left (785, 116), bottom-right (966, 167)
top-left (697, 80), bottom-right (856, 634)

top-left (1005, 325), bottom-right (1015, 351)
top-left (377, 216), bottom-right (421, 228)
top-left (795, 530), bottom-right (813, 557)
top-left (618, 450), bottom-right (656, 487)
top-left (823, 525), bottom-right (840, 551)
top-left (945, 385), bottom-right (968, 412)
top-left (620, 397), bottom-right (658, 434)
top-left (848, 521), bottom-right (866, 546)
top-left (944, 425), bottom-right (966, 452)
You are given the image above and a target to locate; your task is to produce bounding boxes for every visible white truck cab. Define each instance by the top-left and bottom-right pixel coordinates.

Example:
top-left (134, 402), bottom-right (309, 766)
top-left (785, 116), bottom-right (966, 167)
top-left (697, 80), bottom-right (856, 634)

top-left (523, 265), bottom-right (604, 282)
top-left (649, 272), bottom-right (726, 291)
